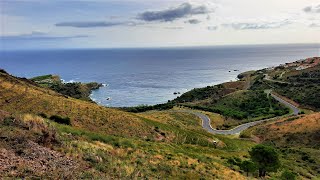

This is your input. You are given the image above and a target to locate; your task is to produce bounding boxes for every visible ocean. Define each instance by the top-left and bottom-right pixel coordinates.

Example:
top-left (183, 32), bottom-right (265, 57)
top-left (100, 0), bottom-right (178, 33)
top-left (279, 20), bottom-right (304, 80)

top-left (0, 44), bottom-right (319, 107)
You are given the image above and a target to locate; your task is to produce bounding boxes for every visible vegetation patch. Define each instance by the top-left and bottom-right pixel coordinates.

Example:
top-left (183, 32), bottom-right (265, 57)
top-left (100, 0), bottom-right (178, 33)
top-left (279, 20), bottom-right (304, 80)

top-left (182, 90), bottom-right (289, 121)
top-left (49, 115), bottom-right (71, 125)
top-left (30, 74), bottom-right (102, 102)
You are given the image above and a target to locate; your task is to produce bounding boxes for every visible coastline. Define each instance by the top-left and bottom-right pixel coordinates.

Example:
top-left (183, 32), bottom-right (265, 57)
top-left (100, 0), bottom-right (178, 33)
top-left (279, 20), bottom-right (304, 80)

top-left (3, 44), bottom-right (318, 107)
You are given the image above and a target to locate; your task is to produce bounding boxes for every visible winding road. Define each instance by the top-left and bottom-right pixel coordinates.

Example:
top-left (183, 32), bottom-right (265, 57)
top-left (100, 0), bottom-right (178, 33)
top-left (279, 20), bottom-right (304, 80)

top-left (175, 92), bottom-right (300, 135)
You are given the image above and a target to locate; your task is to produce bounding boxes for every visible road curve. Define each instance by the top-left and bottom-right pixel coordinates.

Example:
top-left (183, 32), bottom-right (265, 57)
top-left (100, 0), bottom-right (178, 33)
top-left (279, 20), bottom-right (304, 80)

top-left (174, 93), bottom-right (300, 135)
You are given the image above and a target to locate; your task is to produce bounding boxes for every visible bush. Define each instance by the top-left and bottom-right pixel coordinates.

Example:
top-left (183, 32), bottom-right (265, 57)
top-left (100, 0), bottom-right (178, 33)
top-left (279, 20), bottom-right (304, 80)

top-left (38, 113), bottom-right (48, 118)
top-left (227, 157), bottom-right (242, 166)
top-left (280, 169), bottom-right (296, 180)
top-left (49, 115), bottom-right (71, 125)
top-left (239, 131), bottom-right (251, 138)
top-left (0, 69), bottom-right (8, 74)
top-left (181, 90), bottom-right (288, 120)
top-left (3, 117), bottom-right (15, 126)
top-left (122, 103), bottom-right (174, 113)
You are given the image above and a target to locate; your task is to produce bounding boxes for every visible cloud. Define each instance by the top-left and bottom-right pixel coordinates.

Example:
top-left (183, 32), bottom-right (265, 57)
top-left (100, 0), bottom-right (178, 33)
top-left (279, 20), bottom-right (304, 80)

top-left (223, 20), bottom-right (291, 30)
top-left (207, 26), bottom-right (218, 31)
top-left (1, 31), bottom-right (88, 41)
top-left (303, 5), bottom-right (320, 13)
top-left (55, 21), bottom-right (124, 28)
top-left (55, 21), bottom-right (143, 28)
top-left (164, 26), bottom-right (184, 30)
top-left (309, 23), bottom-right (320, 28)
top-left (185, 19), bottom-right (201, 24)
top-left (137, 2), bottom-right (211, 22)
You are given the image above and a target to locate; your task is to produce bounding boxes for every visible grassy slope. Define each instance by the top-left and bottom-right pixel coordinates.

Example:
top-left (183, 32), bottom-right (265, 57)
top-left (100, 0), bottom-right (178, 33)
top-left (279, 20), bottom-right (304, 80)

top-left (242, 113), bottom-right (320, 179)
top-left (0, 72), bottom-right (153, 138)
top-left (0, 110), bottom-right (253, 179)
top-left (1, 57), bottom-right (319, 179)
top-left (0, 71), bottom-right (254, 179)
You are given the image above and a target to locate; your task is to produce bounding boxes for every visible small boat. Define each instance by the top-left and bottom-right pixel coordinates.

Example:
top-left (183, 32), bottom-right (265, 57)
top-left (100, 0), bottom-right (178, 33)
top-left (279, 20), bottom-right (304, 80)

top-left (106, 97), bottom-right (111, 100)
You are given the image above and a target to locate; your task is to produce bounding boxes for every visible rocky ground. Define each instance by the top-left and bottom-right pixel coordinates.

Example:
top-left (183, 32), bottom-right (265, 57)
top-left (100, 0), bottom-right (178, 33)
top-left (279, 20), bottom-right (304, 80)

top-left (0, 139), bottom-right (80, 179)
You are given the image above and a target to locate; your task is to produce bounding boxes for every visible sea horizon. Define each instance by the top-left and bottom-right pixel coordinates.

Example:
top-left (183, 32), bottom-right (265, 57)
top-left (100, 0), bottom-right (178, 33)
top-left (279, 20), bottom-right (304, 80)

top-left (1, 42), bottom-right (319, 51)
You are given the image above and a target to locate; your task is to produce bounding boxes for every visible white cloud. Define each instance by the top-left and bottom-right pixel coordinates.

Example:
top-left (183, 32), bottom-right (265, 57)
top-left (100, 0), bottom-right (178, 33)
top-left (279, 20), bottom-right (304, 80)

top-left (303, 4), bottom-right (320, 13)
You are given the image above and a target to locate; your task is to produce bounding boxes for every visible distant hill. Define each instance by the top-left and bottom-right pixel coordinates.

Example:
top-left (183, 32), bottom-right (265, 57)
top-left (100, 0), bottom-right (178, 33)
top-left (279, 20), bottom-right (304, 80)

top-left (30, 74), bottom-right (103, 102)
top-left (251, 57), bottom-right (320, 111)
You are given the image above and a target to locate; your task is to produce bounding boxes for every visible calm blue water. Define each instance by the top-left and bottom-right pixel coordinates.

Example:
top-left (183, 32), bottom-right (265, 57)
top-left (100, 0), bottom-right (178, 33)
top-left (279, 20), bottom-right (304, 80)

top-left (0, 44), bottom-right (319, 107)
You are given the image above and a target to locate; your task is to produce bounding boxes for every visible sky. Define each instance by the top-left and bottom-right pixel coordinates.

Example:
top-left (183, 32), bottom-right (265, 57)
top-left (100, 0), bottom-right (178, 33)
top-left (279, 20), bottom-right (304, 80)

top-left (1, 0), bottom-right (320, 49)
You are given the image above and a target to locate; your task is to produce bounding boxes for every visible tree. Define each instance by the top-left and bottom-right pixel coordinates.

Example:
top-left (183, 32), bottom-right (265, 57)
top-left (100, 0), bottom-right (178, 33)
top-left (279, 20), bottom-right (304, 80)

top-left (240, 160), bottom-right (257, 177)
top-left (249, 144), bottom-right (280, 177)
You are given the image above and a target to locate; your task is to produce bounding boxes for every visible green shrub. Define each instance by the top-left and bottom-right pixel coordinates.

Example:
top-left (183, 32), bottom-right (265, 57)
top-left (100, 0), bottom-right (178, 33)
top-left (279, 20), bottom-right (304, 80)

top-left (0, 69), bottom-right (8, 74)
top-left (122, 103), bottom-right (174, 113)
top-left (31, 74), bottom-right (53, 81)
top-left (280, 169), bottom-right (296, 180)
top-left (227, 156), bottom-right (242, 166)
top-left (3, 117), bottom-right (15, 126)
top-left (38, 113), bottom-right (48, 118)
top-left (49, 115), bottom-right (71, 125)
top-left (180, 90), bottom-right (288, 120)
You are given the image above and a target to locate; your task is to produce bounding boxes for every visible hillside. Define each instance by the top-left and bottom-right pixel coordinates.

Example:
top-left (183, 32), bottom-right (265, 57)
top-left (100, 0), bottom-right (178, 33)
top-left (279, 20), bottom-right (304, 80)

top-left (242, 113), bottom-right (320, 178)
top-left (168, 73), bottom-right (289, 129)
top-left (0, 57), bottom-right (319, 179)
top-left (251, 57), bottom-right (320, 111)
top-left (254, 113), bottom-right (320, 148)
top-left (0, 109), bottom-right (254, 179)
top-left (0, 70), bottom-right (254, 179)
top-left (0, 71), bottom-right (155, 138)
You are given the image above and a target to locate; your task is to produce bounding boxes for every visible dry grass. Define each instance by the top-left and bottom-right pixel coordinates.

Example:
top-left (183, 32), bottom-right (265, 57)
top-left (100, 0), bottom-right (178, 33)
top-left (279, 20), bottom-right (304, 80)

top-left (264, 113), bottom-right (320, 134)
top-left (253, 113), bottom-right (320, 147)
top-left (0, 72), bottom-right (154, 138)
top-left (204, 111), bottom-right (226, 128)
top-left (222, 81), bottom-right (247, 90)
top-left (137, 109), bottom-right (215, 144)
top-left (250, 113), bottom-right (320, 179)
top-left (0, 72), bottom-right (255, 179)
top-left (61, 138), bottom-right (246, 179)
top-left (0, 106), bottom-right (253, 179)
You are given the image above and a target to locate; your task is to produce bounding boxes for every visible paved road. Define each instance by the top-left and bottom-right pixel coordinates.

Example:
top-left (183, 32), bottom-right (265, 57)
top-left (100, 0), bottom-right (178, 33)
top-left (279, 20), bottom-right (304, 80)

top-left (264, 74), bottom-right (290, 84)
top-left (270, 94), bottom-right (300, 115)
top-left (174, 93), bottom-right (300, 135)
